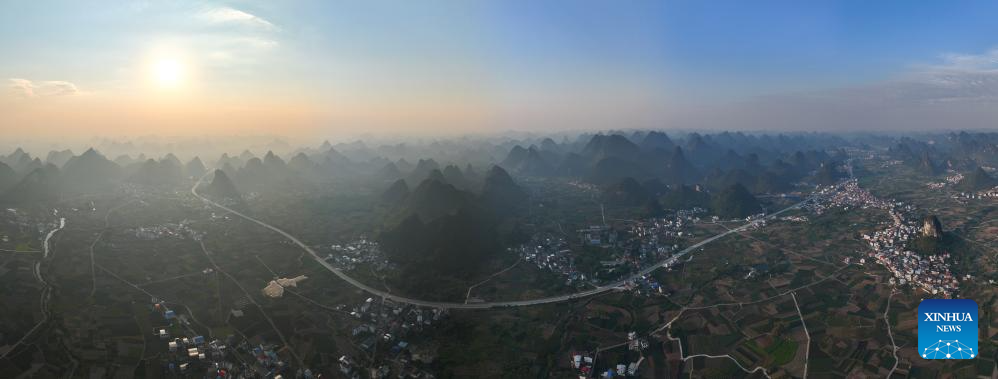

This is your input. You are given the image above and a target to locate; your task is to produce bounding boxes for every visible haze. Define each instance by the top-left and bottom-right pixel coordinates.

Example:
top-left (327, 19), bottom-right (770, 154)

top-left (2, 3), bottom-right (998, 376)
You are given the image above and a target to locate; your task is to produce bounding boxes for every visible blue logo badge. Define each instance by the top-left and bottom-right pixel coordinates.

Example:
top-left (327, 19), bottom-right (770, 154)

top-left (918, 299), bottom-right (977, 359)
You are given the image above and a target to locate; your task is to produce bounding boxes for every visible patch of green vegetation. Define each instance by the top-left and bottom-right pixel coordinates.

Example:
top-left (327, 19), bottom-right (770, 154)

top-left (767, 338), bottom-right (798, 366)
top-left (14, 242), bottom-right (35, 251)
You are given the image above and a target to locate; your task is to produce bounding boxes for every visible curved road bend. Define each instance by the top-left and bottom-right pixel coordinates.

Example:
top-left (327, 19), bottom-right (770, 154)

top-left (192, 174), bottom-right (817, 310)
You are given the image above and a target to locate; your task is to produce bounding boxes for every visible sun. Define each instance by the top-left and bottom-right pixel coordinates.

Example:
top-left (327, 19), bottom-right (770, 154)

top-left (153, 59), bottom-right (184, 88)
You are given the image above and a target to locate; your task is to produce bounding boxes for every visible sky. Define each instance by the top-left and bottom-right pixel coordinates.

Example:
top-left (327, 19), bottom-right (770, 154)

top-left (3, 0), bottom-right (998, 142)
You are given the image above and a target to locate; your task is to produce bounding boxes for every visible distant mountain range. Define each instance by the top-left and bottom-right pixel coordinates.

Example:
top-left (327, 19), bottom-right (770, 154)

top-left (494, 132), bottom-right (856, 198)
top-left (202, 169), bottom-right (242, 201)
top-left (710, 183), bottom-right (763, 219)
top-left (380, 178), bottom-right (410, 204)
top-left (3, 131), bottom-right (996, 207)
top-left (397, 170), bottom-right (473, 222)
top-left (2, 164), bottom-right (61, 203)
top-left (890, 132), bottom-right (998, 173)
top-left (127, 159), bottom-right (184, 186)
top-left (377, 165), bottom-right (530, 295)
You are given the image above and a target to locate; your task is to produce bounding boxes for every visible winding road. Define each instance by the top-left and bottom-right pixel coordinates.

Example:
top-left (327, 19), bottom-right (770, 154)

top-left (192, 174), bottom-right (819, 310)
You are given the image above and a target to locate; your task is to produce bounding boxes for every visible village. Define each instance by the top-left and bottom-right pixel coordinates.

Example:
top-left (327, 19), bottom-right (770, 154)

top-left (514, 207), bottom-right (702, 290)
top-left (804, 179), bottom-right (961, 297)
top-left (337, 297), bottom-right (445, 379)
top-left (325, 238), bottom-right (390, 272)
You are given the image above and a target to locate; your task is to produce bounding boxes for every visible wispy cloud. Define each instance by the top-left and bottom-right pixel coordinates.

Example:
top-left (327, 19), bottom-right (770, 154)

top-left (757, 48), bottom-right (998, 107)
top-left (661, 47), bottom-right (998, 132)
top-left (864, 49), bottom-right (998, 105)
top-left (931, 49), bottom-right (998, 72)
top-left (237, 37), bottom-right (279, 49)
top-left (198, 6), bottom-right (277, 31)
top-left (200, 36), bottom-right (280, 68)
top-left (9, 78), bottom-right (80, 98)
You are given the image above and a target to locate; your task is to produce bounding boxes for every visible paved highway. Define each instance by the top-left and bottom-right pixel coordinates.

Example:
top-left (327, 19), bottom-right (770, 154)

top-left (192, 174), bottom-right (818, 310)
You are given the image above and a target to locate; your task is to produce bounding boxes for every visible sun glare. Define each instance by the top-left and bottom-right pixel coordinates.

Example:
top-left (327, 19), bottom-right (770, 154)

top-left (153, 59), bottom-right (183, 88)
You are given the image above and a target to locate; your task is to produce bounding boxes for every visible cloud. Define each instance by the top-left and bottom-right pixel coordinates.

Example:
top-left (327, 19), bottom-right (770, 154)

top-left (236, 37), bottom-right (279, 50)
top-left (932, 49), bottom-right (998, 72)
top-left (834, 50), bottom-right (998, 106)
top-left (198, 6), bottom-right (277, 31)
top-left (658, 48), bottom-right (998, 132)
top-left (9, 78), bottom-right (80, 98)
top-left (780, 48), bottom-right (998, 107)
top-left (200, 36), bottom-right (280, 68)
